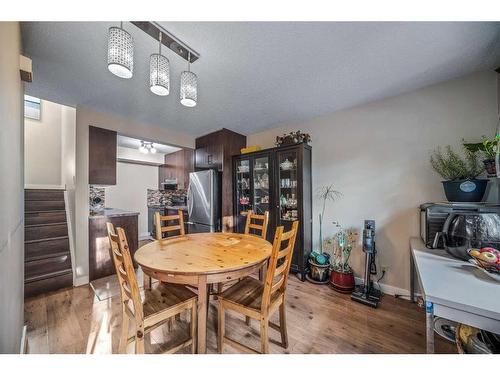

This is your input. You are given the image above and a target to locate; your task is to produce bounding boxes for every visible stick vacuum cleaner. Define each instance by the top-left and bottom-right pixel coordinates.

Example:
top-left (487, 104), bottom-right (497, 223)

top-left (351, 220), bottom-right (381, 308)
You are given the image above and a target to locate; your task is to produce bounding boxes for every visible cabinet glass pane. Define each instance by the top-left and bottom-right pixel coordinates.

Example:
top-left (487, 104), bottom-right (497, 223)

top-left (235, 159), bottom-right (251, 215)
top-left (252, 156), bottom-right (270, 215)
top-left (278, 151), bottom-right (298, 222)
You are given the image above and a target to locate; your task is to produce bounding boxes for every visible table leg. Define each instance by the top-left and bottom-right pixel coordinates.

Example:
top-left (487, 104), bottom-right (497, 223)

top-left (259, 260), bottom-right (268, 282)
top-left (425, 301), bottom-right (435, 354)
top-left (197, 275), bottom-right (208, 354)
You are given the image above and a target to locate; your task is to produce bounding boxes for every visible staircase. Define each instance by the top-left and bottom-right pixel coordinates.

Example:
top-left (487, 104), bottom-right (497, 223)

top-left (24, 189), bottom-right (73, 298)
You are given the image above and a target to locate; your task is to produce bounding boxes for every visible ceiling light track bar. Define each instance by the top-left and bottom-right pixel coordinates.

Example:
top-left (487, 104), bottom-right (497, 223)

top-left (131, 21), bottom-right (200, 63)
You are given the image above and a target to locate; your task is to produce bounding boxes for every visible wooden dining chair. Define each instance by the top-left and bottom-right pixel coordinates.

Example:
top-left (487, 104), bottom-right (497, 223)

top-left (154, 210), bottom-right (185, 240)
top-left (244, 210), bottom-right (269, 239)
top-left (217, 220), bottom-right (299, 354)
top-left (106, 222), bottom-right (197, 354)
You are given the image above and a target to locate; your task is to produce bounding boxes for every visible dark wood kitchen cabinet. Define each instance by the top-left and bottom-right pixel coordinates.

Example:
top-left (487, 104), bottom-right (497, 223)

top-left (195, 128), bottom-right (246, 231)
top-left (159, 148), bottom-right (194, 190)
top-left (89, 126), bottom-right (117, 185)
top-left (88, 213), bottom-right (138, 281)
top-left (233, 143), bottom-right (312, 281)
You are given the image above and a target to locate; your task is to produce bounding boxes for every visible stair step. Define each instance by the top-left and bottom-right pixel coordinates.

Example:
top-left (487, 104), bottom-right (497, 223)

top-left (25, 269), bottom-right (72, 284)
top-left (25, 236), bottom-right (70, 260)
top-left (25, 211), bottom-right (66, 225)
top-left (25, 189), bottom-right (65, 201)
top-left (25, 222), bottom-right (67, 228)
top-left (25, 223), bottom-right (68, 242)
top-left (25, 235), bottom-right (69, 244)
top-left (26, 250), bottom-right (70, 262)
top-left (25, 253), bottom-right (72, 281)
top-left (25, 200), bottom-right (65, 212)
top-left (24, 271), bottom-right (73, 298)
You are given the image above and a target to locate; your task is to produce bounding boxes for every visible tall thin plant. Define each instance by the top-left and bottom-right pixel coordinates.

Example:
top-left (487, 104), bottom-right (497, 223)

top-left (317, 185), bottom-right (342, 252)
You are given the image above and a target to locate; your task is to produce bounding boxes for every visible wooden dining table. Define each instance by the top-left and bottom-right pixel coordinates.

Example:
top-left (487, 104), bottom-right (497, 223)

top-left (134, 232), bottom-right (273, 354)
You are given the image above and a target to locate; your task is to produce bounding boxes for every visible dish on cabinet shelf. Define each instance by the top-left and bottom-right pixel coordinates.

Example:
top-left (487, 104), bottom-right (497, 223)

top-left (280, 158), bottom-right (294, 171)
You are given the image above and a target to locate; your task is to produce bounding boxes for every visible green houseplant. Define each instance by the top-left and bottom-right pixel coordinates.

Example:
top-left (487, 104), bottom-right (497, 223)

top-left (328, 223), bottom-right (358, 293)
top-left (463, 135), bottom-right (500, 176)
top-left (430, 145), bottom-right (487, 202)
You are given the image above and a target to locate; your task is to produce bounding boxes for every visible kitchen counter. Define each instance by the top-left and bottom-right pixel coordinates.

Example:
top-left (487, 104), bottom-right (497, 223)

top-left (89, 207), bottom-right (140, 219)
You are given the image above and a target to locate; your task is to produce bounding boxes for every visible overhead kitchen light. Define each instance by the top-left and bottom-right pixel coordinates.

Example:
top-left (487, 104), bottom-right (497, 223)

top-left (107, 22), bottom-right (134, 79)
top-left (180, 51), bottom-right (198, 107)
top-left (139, 141), bottom-right (156, 154)
top-left (149, 32), bottom-right (170, 96)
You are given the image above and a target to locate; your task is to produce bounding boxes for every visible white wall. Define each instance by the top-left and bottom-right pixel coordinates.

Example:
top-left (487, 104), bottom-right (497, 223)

top-left (106, 162), bottom-right (159, 238)
top-left (24, 100), bottom-right (62, 186)
top-left (0, 22), bottom-right (24, 353)
top-left (247, 71), bottom-right (499, 293)
top-left (117, 146), bottom-right (165, 165)
top-left (75, 107), bottom-right (195, 285)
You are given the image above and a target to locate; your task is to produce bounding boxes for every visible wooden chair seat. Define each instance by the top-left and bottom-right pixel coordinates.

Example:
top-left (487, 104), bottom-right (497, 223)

top-left (141, 283), bottom-right (197, 320)
top-left (219, 276), bottom-right (281, 314)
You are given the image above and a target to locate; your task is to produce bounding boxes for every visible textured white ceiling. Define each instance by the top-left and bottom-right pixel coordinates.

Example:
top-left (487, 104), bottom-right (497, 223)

top-left (21, 22), bottom-right (500, 136)
top-left (117, 134), bottom-right (181, 154)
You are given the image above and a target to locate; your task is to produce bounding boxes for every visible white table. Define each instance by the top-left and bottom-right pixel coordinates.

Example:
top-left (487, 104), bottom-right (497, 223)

top-left (410, 237), bottom-right (500, 353)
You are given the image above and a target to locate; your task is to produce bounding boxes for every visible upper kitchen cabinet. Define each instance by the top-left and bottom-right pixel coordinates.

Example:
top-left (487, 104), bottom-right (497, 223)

top-left (89, 126), bottom-right (117, 185)
top-left (195, 128), bottom-right (246, 231)
top-left (159, 148), bottom-right (195, 190)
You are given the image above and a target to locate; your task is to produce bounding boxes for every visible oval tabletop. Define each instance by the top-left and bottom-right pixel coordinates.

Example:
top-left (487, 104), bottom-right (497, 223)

top-left (134, 232), bottom-right (272, 275)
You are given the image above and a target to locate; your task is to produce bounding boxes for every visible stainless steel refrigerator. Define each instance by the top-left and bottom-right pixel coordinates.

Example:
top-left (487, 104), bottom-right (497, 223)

top-left (186, 169), bottom-right (221, 233)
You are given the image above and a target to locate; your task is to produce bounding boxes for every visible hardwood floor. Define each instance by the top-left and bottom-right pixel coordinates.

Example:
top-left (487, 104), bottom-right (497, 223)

top-left (24, 272), bottom-right (456, 354)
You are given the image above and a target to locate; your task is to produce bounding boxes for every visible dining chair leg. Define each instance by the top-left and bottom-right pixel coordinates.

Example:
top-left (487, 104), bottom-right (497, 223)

top-left (135, 325), bottom-right (145, 354)
top-left (279, 302), bottom-right (288, 348)
top-left (260, 317), bottom-right (269, 354)
top-left (167, 317), bottom-right (173, 332)
top-left (191, 301), bottom-right (198, 354)
top-left (217, 302), bottom-right (225, 354)
top-left (119, 307), bottom-right (130, 354)
top-left (143, 274), bottom-right (152, 290)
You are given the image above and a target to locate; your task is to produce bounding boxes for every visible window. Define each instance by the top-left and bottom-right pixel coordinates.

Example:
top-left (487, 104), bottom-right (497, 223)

top-left (24, 95), bottom-right (41, 120)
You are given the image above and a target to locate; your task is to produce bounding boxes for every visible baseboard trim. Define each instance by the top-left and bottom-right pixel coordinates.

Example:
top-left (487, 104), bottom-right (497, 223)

top-left (354, 277), bottom-right (419, 301)
top-left (74, 275), bottom-right (89, 287)
top-left (139, 232), bottom-right (153, 241)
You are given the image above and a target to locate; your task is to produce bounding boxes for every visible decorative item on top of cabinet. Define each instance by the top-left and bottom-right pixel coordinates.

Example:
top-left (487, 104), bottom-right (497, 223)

top-left (275, 130), bottom-right (311, 147)
top-left (233, 142), bottom-right (312, 280)
top-left (89, 126), bottom-right (117, 185)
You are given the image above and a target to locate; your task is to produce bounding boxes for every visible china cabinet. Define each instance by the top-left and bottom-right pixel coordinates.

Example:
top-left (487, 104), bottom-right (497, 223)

top-left (232, 143), bottom-right (312, 280)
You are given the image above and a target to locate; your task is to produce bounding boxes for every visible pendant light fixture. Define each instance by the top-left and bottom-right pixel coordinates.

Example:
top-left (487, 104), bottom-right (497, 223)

top-left (139, 141), bottom-right (156, 154)
top-left (180, 51), bottom-right (198, 107)
top-left (107, 22), bottom-right (134, 79)
top-left (149, 32), bottom-right (170, 96)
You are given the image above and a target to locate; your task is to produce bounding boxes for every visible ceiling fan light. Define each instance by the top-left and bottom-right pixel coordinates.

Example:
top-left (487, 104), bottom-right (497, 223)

top-left (180, 71), bottom-right (197, 107)
top-left (150, 53), bottom-right (170, 96)
top-left (107, 25), bottom-right (134, 79)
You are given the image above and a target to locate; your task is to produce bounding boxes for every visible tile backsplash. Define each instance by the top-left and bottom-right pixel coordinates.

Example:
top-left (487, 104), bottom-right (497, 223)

top-left (89, 186), bottom-right (105, 214)
top-left (147, 189), bottom-right (187, 206)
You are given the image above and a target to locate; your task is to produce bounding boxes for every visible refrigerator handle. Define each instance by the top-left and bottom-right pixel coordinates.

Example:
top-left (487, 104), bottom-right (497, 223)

top-left (187, 182), bottom-right (193, 218)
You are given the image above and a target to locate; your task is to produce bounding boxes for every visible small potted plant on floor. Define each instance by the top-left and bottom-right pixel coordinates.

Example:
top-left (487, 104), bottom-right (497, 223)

top-left (430, 145), bottom-right (487, 202)
top-left (307, 185), bottom-right (342, 283)
top-left (463, 135), bottom-right (500, 177)
top-left (329, 222), bottom-right (357, 293)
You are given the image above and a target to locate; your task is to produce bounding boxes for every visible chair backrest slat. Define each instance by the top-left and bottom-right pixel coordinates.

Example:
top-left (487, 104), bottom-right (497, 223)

top-left (244, 210), bottom-right (269, 239)
top-left (155, 210), bottom-right (185, 240)
top-left (106, 222), bottom-right (144, 321)
top-left (261, 221), bottom-right (299, 311)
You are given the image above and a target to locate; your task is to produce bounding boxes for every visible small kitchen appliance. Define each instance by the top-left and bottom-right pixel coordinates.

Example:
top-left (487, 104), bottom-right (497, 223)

top-left (420, 203), bottom-right (500, 260)
top-left (351, 220), bottom-right (381, 308)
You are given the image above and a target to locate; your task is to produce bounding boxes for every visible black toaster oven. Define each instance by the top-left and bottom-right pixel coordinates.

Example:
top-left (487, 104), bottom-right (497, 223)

top-left (420, 202), bottom-right (500, 248)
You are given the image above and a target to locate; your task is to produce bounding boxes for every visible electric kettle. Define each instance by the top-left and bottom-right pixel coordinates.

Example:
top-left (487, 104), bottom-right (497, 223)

top-left (433, 211), bottom-right (500, 261)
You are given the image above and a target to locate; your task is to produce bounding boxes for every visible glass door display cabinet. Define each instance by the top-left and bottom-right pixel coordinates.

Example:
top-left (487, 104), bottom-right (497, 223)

top-left (233, 143), bottom-right (312, 281)
top-left (232, 152), bottom-right (274, 238)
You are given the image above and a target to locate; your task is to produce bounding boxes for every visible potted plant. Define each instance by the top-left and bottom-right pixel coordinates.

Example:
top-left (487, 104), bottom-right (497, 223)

top-left (307, 185), bottom-right (342, 283)
top-left (329, 223), bottom-right (357, 293)
top-left (430, 145), bottom-right (487, 202)
top-left (463, 135), bottom-right (500, 177)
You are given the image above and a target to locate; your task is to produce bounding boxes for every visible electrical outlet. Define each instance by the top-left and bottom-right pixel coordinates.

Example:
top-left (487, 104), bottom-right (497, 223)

top-left (381, 265), bottom-right (389, 273)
